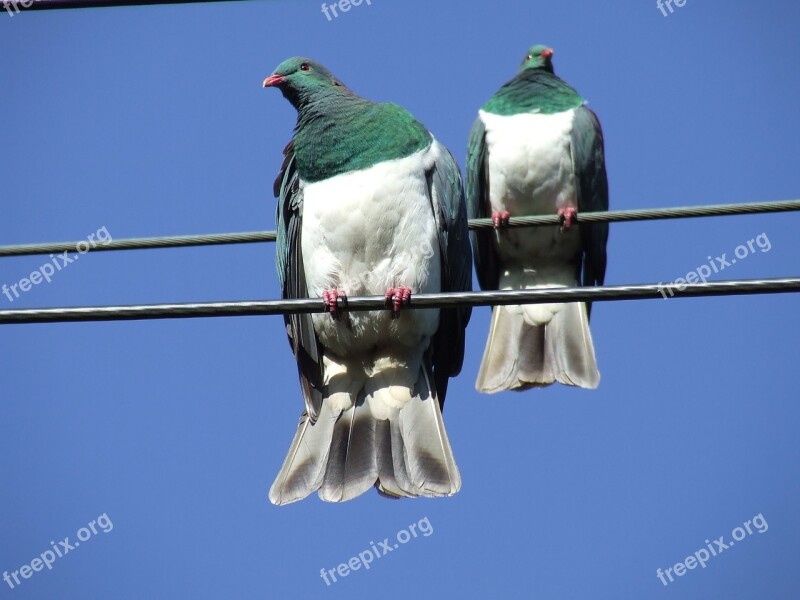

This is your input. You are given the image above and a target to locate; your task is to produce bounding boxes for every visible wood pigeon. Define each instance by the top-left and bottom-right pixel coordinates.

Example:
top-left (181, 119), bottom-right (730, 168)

top-left (467, 45), bottom-right (609, 393)
top-left (264, 57), bottom-right (472, 504)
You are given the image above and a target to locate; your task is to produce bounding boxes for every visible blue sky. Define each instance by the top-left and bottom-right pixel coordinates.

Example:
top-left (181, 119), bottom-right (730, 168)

top-left (1, 0), bottom-right (799, 597)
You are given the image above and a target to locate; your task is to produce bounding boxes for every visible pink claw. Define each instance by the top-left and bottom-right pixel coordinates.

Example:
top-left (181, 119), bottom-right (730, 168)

top-left (491, 210), bottom-right (511, 229)
top-left (322, 289), bottom-right (346, 319)
top-left (385, 287), bottom-right (412, 318)
top-left (558, 207), bottom-right (577, 232)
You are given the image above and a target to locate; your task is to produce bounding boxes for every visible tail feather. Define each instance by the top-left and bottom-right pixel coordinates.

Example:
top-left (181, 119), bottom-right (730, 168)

top-left (375, 415), bottom-right (413, 498)
top-left (268, 402), bottom-right (340, 506)
top-left (475, 301), bottom-right (599, 393)
top-left (398, 365), bottom-right (460, 495)
top-left (270, 362), bottom-right (460, 505)
top-left (544, 301), bottom-right (598, 388)
top-left (516, 314), bottom-right (548, 383)
top-left (319, 392), bottom-right (378, 503)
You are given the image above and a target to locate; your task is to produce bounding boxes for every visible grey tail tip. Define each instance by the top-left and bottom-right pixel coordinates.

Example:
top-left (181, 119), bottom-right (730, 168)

top-left (475, 301), bottom-right (600, 393)
top-left (269, 363), bottom-right (461, 505)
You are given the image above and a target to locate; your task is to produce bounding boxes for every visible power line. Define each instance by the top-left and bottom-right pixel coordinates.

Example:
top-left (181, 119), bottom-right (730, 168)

top-left (468, 199), bottom-right (800, 229)
top-left (1, 277), bottom-right (798, 325)
top-left (1, 199), bottom-right (799, 258)
top-left (0, 231), bottom-right (277, 258)
top-left (17, 0), bottom-right (249, 11)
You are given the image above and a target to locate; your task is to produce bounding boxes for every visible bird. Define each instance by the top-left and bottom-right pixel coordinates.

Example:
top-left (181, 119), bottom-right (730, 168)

top-left (264, 57), bottom-right (472, 505)
top-left (466, 45), bottom-right (609, 393)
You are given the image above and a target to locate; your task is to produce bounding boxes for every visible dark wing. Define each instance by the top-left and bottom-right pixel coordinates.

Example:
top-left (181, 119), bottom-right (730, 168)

top-left (427, 141), bottom-right (473, 406)
top-left (466, 116), bottom-right (500, 291)
top-left (274, 140), bottom-right (324, 420)
top-left (571, 106), bottom-right (609, 315)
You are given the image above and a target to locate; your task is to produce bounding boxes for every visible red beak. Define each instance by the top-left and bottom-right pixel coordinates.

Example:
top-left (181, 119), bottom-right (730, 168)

top-left (541, 48), bottom-right (554, 60)
top-left (262, 74), bottom-right (284, 88)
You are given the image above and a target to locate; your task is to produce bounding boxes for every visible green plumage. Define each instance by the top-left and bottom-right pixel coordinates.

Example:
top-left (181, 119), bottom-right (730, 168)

top-left (269, 57), bottom-right (430, 183)
top-left (481, 45), bottom-right (585, 116)
top-left (294, 99), bottom-right (431, 182)
top-left (482, 69), bottom-right (585, 116)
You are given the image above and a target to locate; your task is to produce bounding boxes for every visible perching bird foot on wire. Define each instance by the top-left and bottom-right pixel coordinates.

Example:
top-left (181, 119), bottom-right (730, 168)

top-left (491, 210), bottom-right (510, 228)
top-left (558, 207), bottom-right (577, 232)
top-left (385, 287), bottom-right (412, 318)
top-left (322, 289), bottom-right (346, 319)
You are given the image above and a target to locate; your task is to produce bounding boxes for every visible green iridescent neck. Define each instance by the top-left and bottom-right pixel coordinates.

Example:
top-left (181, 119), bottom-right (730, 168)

top-left (483, 68), bottom-right (584, 116)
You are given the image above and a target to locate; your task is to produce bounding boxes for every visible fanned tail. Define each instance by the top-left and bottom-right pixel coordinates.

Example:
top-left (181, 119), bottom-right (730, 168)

top-left (270, 361), bottom-right (460, 505)
top-left (475, 300), bottom-right (599, 393)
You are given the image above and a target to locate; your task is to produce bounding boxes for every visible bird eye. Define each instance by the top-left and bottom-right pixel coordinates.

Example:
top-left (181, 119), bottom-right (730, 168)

top-left (527, 54), bottom-right (533, 61)
top-left (300, 63), bottom-right (310, 72)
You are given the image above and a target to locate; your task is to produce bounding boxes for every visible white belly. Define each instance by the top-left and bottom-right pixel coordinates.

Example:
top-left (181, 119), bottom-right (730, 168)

top-left (480, 108), bottom-right (582, 280)
top-left (300, 144), bottom-right (442, 359)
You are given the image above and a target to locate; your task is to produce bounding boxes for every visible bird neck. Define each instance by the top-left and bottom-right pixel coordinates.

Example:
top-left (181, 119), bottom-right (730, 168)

top-left (483, 69), bottom-right (585, 116)
top-left (292, 97), bottom-right (431, 183)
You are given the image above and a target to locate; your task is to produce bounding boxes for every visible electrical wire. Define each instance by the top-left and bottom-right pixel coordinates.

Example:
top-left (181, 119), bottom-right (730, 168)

top-left (1, 199), bottom-right (799, 258)
top-left (1, 277), bottom-right (798, 324)
top-left (17, 0), bottom-right (250, 11)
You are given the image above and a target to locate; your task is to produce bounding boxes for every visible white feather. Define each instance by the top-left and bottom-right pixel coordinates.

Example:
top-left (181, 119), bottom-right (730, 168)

top-left (300, 144), bottom-right (443, 358)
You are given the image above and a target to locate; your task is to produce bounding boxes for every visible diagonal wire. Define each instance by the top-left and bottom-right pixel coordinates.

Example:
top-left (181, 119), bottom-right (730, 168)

top-left (1, 199), bottom-right (799, 258)
top-left (1, 278), bottom-right (798, 325)
top-left (19, 0), bottom-right (252, 11)
top-left (0, 231), bottom-right (277, 258)
top-left (467, 199), bottom-right (800, 229)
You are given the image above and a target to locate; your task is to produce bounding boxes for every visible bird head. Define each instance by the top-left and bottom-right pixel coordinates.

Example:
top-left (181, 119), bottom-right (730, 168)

top-left (519, 45), bottom-right (555, 73)
top-left (263, 57), bottom-right (346, 109)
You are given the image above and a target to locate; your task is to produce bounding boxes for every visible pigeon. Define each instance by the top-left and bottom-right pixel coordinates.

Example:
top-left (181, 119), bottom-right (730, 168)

top-left (264, 57), bottom-right (472, 505)
top-left (466, 45), bottom-right (609, 393)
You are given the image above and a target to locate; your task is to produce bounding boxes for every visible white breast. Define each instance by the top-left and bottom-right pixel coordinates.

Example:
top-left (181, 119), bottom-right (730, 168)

top-left (480, 108), bottom-right (577, 216)
top-left (479, 108), bottom-right (582, 277)
top-left (300, 143), bottom-right (443, 357)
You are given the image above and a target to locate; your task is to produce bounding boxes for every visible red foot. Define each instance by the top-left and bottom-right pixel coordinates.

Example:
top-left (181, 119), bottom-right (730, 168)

top-left (492, 211), bottom-right (511, 228)
top-left (385, 287), bottom-right (412, 318)
top-left (322, 289), bottom-right (346, 319)
top-left (558, 207), bottom-right (577, 232)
